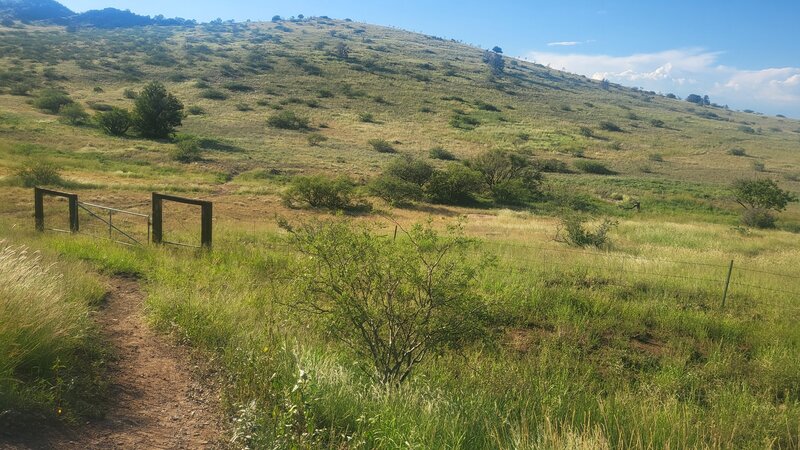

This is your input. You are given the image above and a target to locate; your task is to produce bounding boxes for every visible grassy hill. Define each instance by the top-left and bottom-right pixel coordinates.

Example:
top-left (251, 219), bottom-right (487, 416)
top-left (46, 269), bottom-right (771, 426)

top-left (2, 16), bottom-right (800, 449)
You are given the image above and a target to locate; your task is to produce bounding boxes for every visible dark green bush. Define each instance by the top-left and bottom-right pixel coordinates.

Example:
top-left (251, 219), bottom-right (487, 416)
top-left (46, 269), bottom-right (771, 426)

top-left (429, 146), bottom-right (456, 160)
top-left (533, 158), bottom-right (570, 173)
top-left (14, 160), bottom-right (63, 187)
top-left (170, 137), bottom-right (202, 163)
top-left (368, 175), bottom-right (423, 206)
top-left (307, 133), bottom-right (328, 146)
top-left (58, 103), bottom-right (89, 125)
top-left (384, 157), bottom-right (434, 185)
top-left (359, 112), bottom-right (376, 123)
top-left (742, 209), bottom-right (776, 228)
top-left (96, 108), bottom-right (132, 136)
top-left (187, 105), bottom-right (206, 115)
top-left (557, 216), bottom-right (617, 248)
top-left (282, 175), bottom-right (359, 210)
top-left (449, 113), bottom-right (480, 130)
top-left (267, 111), bottom-right (310, 130)
top-left (33, 89), bottom-right (73, 114)
top-left (574, 160), bottom-right (615, 175)
top-left (223, 82), bottom-right (255, 92)
top-left (599, 121), bottom-right (623, 132)
top-left (133, 82), bottom-right (184, 139)
top-left (728, 148), bottom-right (747, 156)
top-left (368, 139), bottom-right (395, 153)
top-left (425, 165), bottom-right (483, 205)
top-left (491, 179), bottom-right (531, 206)
top-left (199, 89), bottom-right (228, 100)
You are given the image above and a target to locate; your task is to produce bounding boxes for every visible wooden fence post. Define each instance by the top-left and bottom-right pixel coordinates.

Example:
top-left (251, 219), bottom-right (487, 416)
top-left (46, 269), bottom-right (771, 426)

top-left (200, 201), bottom-right (213, 248)
top-left (68, 193), bottom-right (79, 233)
top-left (34, 187), bottom-right (44, 232)
top-left (151, 192), bottom-right (163, 244)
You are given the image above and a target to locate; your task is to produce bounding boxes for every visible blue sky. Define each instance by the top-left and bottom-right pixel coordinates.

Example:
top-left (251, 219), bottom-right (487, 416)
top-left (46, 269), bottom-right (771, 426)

top-left (59, 0), bottom-right (800, 117)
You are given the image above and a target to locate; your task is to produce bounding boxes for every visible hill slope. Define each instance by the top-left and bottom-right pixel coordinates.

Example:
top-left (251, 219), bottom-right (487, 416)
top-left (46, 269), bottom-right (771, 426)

top-left (0, 17), bottom-right (798, 224)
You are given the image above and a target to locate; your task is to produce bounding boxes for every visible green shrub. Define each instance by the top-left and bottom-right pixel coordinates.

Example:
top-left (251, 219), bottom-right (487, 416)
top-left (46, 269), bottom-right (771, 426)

top-left (574, 160), bottom-right (615, 175)
top-left (187, 105), bottom-right (206, 115)
top-left (741, 209), bottom-right (776, 228)
top-left (14, 160), bottom-right (63, 187)
top-left (578, 126), bottom-right (594, 138)
top-left (282, 220), bottom-right (486, 385)
top-left (599, 121), bottom-right (623, 132)
top-left (557, 215), bottom-right (617, 247)
top-left (449, 113), bottom-right (480, 130)
top-left (368, 139), bottom-right (395, 153)
top-left (384, 156), bottom-right (434, 185)
top-left (650, 119), bottom-right (665, 128)
top-left (648, 153), bottom-right (664, 162)
top-left (533, 158), bottom-right (570, 173)
top-left (235, 103), bottom-right (253, 111)
top-left (429, 146), bottom-right (456, 160)
top-left (96, 108), bottom-right (132, 136)
top-left (58, 103), bottom-right (89, 125)
top-left (33, 89), bottom-right (73, 114)
top-left (358, 112), bottom-right (376, 123)
top-left (86, 102), bottom-right (113, 112)
top-left (268, 111), bottom-right (310, 130)
top-left (368, 175), bottom-right (423, 206)
top-left (728, 148), bottom-right (747, 156)
top-left (123, 88), bottom-right (138, 99)
top-left (133, 81), bottom-right (184, 139)
top-left (199, 89), bottom-right (229, 100)
top-left (223, 82), bottom-right (255, 92)
top-left (282, 175), bottom-right (360, 210)
top-left (425, 165), bottom-right (483, 205)
top-left (738, 125), bottom-right (756, 134)
top-left (170, 137), bottom-right (202, 163)
top-left (753, 161), bottom-right (766, 172)
top-left (490, 179), bottom-right (531, 205)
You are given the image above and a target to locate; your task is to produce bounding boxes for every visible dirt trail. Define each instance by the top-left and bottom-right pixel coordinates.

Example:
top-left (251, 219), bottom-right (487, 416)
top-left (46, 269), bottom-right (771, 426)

top-left (1, 277), bottom-right (226, 449)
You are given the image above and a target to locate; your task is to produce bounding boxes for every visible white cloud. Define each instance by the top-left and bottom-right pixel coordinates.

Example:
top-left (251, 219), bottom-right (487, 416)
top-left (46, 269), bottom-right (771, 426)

top-left (547, 41), bottom-right (581, 47)
top-left (525, 48), bottom-right (800, 117)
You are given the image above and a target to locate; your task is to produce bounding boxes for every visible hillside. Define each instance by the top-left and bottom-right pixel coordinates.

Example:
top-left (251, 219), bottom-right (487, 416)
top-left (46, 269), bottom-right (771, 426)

top-left (1, 17), bottom-right (799, 226)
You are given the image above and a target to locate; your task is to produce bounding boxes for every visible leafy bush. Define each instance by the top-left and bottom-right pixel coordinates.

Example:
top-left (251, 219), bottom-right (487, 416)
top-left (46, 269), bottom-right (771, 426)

top-left (599, 121), bottom-right (623, 132)
top-left (199, 89), bottom-right (229, 100)
top-left (533, 158), bottom-right (570, 173)
top-left (449, 113), bottom-right (480, 130)
top-left (170, 137), bottom-right (202, 163)
top-left (425, 165), bottom-right (483, 205)
top-left (235, 103), bottom-right (253, 111)
top-left (58, 103), bottom-right (89, 125)
top-left (268, 111), bottom-right (310, 130)
top-left (33, 89), bottom-right (73, 114)
top-left (14, 160), bottom-right (63, 187)
top-left (187, 105), bottom-right (206, 115)
top-left (741, 209), bottom-right (776, 228)
top-left (490, 179), bottom-right (531, 206)
top-left (578, 126), bottom-right (594, 138)
top-left (650, 119), bottom-right (665, 128)
top-left (223, 82), bottom-right (255, 92)
top-left (738, 125), bottom-right (756, 134)
top-left (282, 175), bottom-right (360, 210)
top-left (368, 175), bottom-right (423, 206)
top-left (307, 133), bottom-right (328, 146)
top-left (282, 220), bottom-right (486, 385)
top-left (86, 102), bottom-right (113, 112)
top-left (123, 88), bottom-right (138, 99)
top-left (753, 161), bottom-right (766, 172)
top-left (574, 160), bottom-right (615, 175)
top-left (358, 112), bottom-right (376, 123)
top-left (96, 108), bottom-right (132, 136)
top-left (133, 81), bottom-right (184, 139)
top-left (429, 146), bottom-right (456, 160)
top-left (384, 156), bottom-right (434, 185)
top-left (727, 148), bottom-right (747, 156)
top-left (557, 215), bottom-right (617, 248)
top-left (368, 139), bottom-right (395, 153)
top-left (648, 153), bottom-right (664, 162)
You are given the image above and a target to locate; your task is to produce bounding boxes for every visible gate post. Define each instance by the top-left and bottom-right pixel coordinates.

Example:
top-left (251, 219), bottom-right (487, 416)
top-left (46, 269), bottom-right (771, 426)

top-left (34, 187), bottom-right (44, 232)
top-left (151, 192), bottom-right (163, 244)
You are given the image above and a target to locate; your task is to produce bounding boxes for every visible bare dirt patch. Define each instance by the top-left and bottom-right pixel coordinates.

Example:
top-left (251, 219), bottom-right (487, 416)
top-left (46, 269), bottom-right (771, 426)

top-left (1, 277), bottom-right (226, 449)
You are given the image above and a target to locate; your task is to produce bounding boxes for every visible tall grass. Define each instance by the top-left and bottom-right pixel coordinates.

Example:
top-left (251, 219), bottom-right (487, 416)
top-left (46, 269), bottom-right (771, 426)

top-left (0, 239), bottom-right (106, 422)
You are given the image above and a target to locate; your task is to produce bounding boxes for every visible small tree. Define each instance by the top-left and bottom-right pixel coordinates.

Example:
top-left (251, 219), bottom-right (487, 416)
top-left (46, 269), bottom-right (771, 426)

top-left (58, 103), bottom-right (89, 125)
top-left (425, 165), bottom-right (483, 205)
top-left (482, 50), bottom-right (504, 76)
top-left (282, 220), bottom-right (487, 385)
top-left (96, 108), bottom-right (132, 136)
top-left (133, 81), bottom-right (184, 139)
top-left (491, 46), bottom-right (503, 54)
top-left (732, 178), bottom-right (797, 227)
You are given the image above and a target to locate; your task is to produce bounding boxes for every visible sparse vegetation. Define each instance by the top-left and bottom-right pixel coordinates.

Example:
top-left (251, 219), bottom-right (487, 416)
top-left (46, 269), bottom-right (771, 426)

top-left (574, 160), bottom-right (615, 175)
top-left (368, 138), bottom-right (395, 153)
top-left (267, 111), bottom-right (310, 130)
top-left (429, 146), bottom-right (456, 160)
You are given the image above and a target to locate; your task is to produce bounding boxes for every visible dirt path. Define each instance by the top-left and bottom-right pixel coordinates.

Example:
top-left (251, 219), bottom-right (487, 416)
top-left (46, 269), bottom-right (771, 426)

top-left (1, 277), bottom-right (226, 449)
